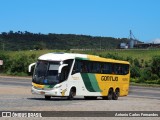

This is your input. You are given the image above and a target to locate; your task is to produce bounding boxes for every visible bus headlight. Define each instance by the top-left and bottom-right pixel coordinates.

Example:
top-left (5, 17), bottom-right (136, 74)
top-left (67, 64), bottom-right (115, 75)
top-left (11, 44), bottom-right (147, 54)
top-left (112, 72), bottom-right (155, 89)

top-left (54, 84), bottom-right (62, 89)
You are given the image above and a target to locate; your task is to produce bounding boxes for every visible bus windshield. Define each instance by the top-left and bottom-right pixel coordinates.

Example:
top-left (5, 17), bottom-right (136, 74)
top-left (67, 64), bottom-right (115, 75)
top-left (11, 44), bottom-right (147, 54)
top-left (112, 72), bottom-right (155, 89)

top-left (33, 60), bottom-right (60, 85)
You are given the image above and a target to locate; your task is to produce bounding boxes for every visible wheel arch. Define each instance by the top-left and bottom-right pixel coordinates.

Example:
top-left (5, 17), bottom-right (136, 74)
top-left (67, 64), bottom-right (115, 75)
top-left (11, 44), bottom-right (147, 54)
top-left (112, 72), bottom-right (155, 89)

top-left (115, 87), bottom-right (120, 92)
top-left (108, 87), bottom-right (114, 92)
top-left (69, 86), bottom-right (76, 95)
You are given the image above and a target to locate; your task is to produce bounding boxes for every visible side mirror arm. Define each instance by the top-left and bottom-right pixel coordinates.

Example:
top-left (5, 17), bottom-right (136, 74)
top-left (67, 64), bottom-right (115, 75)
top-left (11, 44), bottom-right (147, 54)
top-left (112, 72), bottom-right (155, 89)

top-left (28, 63), bottom-right (36, 72)
top-left (58, 64), bottom-right (68, 73)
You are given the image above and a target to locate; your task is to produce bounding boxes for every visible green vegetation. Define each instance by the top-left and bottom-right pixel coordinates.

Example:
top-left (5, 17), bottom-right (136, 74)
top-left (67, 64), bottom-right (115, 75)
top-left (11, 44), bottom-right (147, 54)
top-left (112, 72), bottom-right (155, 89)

top-left (0, 31), bottom-right (159, 86)
top-left (0, 49), bottom-right (160, 85)
top-left (0, 31), bottom-right (128, 51)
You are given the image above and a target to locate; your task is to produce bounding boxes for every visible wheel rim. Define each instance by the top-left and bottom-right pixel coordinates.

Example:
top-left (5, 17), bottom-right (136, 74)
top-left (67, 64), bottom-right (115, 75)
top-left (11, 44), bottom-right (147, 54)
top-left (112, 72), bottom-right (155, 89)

top-left (68, 89), bottom-right (75, 100)
top-left (113, 90), bottom-right (119, 100)
top-left (108, 90), bottom-right (113, 99)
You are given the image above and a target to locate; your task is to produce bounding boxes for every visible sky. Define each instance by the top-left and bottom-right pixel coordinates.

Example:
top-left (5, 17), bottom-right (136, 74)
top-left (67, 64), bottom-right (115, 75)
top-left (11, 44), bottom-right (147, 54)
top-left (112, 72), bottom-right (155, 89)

top-left (0, 0), bottom-right (160, 43)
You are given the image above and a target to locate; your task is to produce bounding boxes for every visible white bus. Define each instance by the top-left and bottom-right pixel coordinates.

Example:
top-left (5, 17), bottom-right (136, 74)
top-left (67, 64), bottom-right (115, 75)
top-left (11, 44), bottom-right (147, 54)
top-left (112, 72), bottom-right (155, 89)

top-left (29, 53), bottom-right (130, 100)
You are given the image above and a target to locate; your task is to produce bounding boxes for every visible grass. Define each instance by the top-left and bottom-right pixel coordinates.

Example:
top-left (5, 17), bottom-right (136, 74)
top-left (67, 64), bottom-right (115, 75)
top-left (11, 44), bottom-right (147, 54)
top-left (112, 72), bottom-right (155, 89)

top-left (71, 49), bottom-right (160, 61)
top-left (2, 49), bottom-right (160, 62)
top-left (2, 50), bottom-right (57, 57)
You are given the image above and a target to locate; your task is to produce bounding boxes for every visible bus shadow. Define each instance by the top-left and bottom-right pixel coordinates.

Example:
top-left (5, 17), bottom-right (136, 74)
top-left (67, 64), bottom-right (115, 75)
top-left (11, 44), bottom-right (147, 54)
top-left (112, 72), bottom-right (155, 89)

top-left (27, 97), bottom-right (104, 101)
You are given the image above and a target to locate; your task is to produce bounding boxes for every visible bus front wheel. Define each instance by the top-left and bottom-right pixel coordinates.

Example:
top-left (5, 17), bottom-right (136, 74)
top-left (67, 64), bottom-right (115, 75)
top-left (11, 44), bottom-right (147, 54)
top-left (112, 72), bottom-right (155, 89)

top-left (68, 88), bottom-right (76, 100)
top-left (107, 89), bottom-right (113, 100)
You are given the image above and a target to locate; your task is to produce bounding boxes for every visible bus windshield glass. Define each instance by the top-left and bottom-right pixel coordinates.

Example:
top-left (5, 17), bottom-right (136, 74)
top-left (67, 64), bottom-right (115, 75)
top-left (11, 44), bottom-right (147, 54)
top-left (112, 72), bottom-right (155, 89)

top-left (33, 60), bottom-right (60, 85)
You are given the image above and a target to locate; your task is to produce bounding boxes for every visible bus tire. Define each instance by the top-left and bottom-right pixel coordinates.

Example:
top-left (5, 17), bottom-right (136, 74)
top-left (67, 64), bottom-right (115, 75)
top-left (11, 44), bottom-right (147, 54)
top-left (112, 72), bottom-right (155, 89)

top-left (45, 96), bottom-right (51, 100)
top-left (112, 89), bottom-right (119, 100)
top-left (107, 88), bottom-right (113, 100)
top-left (68, 88), bottom-right (76, 100)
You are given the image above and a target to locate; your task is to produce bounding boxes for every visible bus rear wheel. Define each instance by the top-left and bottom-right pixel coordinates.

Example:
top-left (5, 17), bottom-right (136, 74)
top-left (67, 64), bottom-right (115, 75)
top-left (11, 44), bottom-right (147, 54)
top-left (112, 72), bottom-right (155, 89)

top-left (112, 89), bottom-right (119, 100)
top-left (103, 88), bottom-right (113, 100)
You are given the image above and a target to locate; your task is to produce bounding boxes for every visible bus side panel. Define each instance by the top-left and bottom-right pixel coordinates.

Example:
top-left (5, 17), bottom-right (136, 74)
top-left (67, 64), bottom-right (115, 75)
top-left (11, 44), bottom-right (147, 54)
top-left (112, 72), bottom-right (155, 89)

top-left (68, 73), bottom-right (130, 97)
top-left (114, 74), bottom-right (130, 96)
top-left (68, 73), bottom-right (102, 96)
top-left (95, 74), bottom-right (130, 97)
top-left (95, 74), bottom-right (116, 96)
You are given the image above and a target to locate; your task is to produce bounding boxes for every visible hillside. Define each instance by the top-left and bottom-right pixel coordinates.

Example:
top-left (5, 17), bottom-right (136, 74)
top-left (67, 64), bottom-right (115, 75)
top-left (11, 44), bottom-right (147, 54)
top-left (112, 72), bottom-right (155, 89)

top-left (0, 31), bottom-right (129, 51)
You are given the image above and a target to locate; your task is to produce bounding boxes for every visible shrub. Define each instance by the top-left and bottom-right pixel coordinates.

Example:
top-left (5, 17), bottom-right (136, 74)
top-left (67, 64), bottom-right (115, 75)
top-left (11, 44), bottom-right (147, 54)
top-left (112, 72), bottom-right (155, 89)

top-left (105, 53), bottom-right (124, 60)
top-left (126, 56), bottom-right (133, 65)
top-left (10, 54), bottom-right (28, 73)
top-left (10, 53), bottom-right (36, 75)
top-left (134, 58), bottom-right (141, 67)
top-left (0, 54), bottom-right (12, 73)
top-left (145, 61), bottom-right (149, 67)
top-left (130, 66), bottom-right (140, 78)
top-left (150, 74), bottom-right (159, 80)
top-left (151, 56), bottom-right (160, 77)
top-left (145, 80), bottom-right (159, 84)
top-left (138, 69), bottom-right (152, 83)
top-left (157, 80), bottom-right (160, 84)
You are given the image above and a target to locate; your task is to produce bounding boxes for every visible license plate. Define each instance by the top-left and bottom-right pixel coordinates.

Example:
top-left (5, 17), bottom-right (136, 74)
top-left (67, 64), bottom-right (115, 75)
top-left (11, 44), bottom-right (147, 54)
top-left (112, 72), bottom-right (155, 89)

top-left (40, 91), bottom-right (45, 95)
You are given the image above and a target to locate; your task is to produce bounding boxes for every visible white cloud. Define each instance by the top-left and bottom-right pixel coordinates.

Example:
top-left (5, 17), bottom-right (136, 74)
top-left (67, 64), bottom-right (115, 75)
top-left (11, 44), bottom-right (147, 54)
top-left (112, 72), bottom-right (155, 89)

top-left (152, 38), bottom-right (160, 44)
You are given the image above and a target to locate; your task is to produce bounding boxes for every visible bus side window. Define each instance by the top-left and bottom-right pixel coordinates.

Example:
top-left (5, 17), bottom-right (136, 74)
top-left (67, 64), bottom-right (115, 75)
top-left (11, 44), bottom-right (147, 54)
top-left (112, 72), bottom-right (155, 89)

top-left (103, 63), bottom-right (111, 74)
top-left (114, 64), bottom-right (122, 74)
top-left (96, 63), bottom-right (101, 73)
top-left (122, 64), bottom-right (129, 75)
top-left (100, 63), bottom-right (104, 74)
top-left (81, 61), bottom-right (88, 73)
top-left (85, 61), bottom-right (91, 73)
top-left (60, 66), bottom-right (69, 82)
top-left (72, 60), bottom-right (82, 74)
top-left (63, 59), bottom-right (73, 73)
top-left (113, 64), bottom-right (129, 75)
top-left (92, 62), bottom-right (96, 73)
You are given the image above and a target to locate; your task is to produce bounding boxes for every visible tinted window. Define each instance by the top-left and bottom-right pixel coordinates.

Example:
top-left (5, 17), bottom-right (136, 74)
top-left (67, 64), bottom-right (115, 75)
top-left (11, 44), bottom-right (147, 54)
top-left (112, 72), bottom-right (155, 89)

top-left (72, 59), bottom-right (129, 75)
top-left (60, 59), bottom-right (73, 82)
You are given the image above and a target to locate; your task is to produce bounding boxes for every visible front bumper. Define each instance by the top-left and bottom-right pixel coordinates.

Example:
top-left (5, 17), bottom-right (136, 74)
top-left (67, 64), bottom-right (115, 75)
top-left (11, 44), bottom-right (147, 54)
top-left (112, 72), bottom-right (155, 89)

top-left (31, 86), bottom-right (62, 96)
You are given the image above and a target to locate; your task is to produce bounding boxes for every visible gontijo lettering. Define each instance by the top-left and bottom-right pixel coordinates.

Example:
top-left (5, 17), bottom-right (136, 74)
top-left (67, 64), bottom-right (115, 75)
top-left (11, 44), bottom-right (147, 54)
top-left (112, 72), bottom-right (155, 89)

top-left (101, 76), bottom-right (118, 81)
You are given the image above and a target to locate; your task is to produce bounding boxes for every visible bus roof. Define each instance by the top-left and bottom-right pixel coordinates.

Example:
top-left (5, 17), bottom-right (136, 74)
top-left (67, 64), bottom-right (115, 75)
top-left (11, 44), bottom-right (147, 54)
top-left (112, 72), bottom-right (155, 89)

top-left (38, 53), bottom-right (87, 61)
top-left (38, 52), bottom-right (129, 64)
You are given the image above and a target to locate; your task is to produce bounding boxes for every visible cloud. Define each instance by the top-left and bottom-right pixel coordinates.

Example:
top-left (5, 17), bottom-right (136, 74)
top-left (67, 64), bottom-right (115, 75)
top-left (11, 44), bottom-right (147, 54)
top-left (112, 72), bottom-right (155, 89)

top-left (152, 38), bottom-right (160, 44)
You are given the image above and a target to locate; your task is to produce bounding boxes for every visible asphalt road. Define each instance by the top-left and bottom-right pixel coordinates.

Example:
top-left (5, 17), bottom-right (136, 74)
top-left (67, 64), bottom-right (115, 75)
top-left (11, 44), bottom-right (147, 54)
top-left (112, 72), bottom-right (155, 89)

top-left (0, 76), bottom-right (160, 119)
top-left (0, 76), bottom-right (160, 99)
top-left (0, 76), bottom-right (31, 87)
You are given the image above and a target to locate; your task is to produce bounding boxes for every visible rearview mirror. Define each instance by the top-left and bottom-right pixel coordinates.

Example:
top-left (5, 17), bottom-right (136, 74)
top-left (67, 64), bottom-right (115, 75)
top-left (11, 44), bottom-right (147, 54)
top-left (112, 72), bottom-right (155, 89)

top-left (58, 64), bottom-right (68, 73)
top-left (28, 63), bottom-right (36, 72)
